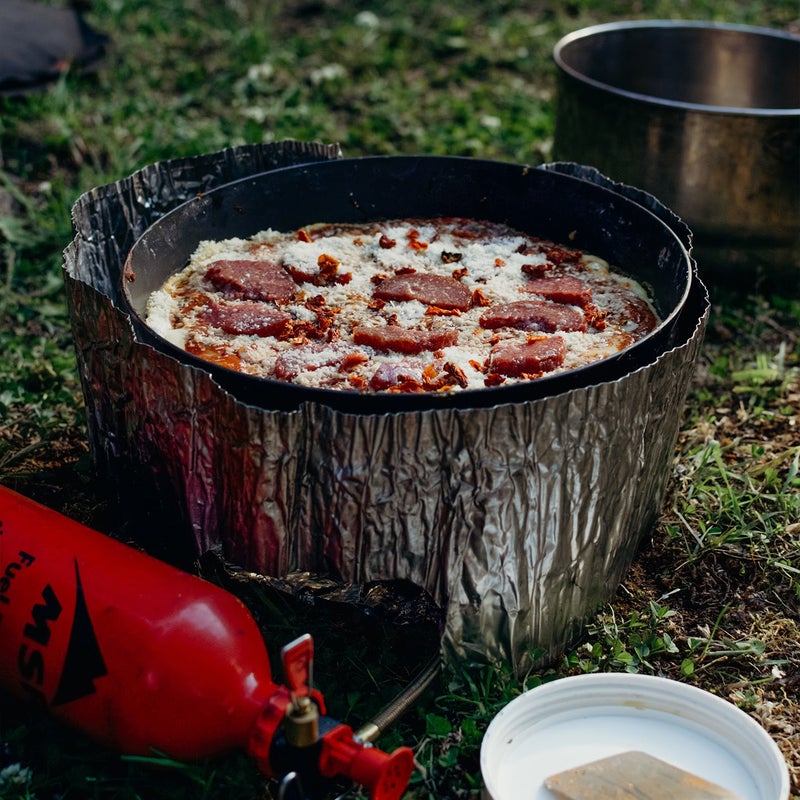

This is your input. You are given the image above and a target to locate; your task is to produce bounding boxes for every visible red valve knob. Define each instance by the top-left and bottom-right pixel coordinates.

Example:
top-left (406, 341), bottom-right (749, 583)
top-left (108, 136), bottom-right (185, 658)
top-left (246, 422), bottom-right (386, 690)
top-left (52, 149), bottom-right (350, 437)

top-left (319, 724), bottom-right (414, 800)
top-left (282, 633), bottom-right (314, 697)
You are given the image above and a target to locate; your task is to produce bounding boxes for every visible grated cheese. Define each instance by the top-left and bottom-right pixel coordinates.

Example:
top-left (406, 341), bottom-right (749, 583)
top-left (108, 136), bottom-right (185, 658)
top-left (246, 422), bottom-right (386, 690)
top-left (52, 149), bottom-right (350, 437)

top-left (145, 218), bottom-right (659, 394)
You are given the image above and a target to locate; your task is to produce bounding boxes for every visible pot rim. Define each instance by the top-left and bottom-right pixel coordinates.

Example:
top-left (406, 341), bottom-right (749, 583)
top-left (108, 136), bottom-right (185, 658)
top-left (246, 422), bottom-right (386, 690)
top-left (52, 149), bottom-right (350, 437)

top-left (553, 19), bottom-right (800, 118)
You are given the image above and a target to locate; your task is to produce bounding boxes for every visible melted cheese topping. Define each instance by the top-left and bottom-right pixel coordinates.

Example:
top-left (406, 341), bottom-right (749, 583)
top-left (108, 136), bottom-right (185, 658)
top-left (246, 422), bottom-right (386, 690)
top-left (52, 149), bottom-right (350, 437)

top-left (145, 218), bottom-right (659, 394)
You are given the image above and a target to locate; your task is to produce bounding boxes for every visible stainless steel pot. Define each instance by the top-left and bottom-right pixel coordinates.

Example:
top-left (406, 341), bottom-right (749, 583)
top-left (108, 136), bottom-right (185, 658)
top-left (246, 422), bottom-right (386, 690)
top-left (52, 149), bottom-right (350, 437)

top-left (553, 21), bottom-right (800, 275)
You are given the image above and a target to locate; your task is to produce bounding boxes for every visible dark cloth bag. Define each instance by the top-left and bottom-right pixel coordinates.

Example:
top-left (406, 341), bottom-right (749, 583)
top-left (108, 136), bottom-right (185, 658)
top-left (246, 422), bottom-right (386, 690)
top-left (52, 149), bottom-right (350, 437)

top-left (0, 0), bottom-right (107, 95)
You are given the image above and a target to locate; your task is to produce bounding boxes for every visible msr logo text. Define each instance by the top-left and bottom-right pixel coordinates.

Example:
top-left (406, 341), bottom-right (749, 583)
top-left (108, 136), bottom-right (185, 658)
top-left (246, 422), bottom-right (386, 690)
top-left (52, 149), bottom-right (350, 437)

top-left (18, 583), bottom-right (63, 704)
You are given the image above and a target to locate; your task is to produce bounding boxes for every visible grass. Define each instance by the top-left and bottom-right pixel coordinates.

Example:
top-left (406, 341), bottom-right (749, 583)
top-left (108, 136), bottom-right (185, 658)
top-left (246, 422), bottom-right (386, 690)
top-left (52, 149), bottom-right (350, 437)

top-left (1, 0), bottom-right (799, 798)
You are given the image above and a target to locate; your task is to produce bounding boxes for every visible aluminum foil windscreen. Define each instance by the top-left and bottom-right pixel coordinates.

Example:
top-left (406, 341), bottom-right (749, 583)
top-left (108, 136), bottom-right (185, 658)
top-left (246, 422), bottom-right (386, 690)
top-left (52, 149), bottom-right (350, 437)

top-left (63, 143), bottom-right (709, 673)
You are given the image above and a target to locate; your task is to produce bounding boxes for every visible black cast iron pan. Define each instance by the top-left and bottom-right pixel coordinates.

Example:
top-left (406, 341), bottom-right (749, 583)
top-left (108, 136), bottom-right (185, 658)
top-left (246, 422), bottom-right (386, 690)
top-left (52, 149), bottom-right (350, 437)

top-left (122, 156), bottom-right (693, 414)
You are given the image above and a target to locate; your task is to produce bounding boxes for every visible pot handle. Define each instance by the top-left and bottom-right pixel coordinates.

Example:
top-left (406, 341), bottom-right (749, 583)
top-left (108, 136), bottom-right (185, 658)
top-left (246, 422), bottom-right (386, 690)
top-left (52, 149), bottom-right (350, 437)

top-left (539, 161), bottom-right (693, 254)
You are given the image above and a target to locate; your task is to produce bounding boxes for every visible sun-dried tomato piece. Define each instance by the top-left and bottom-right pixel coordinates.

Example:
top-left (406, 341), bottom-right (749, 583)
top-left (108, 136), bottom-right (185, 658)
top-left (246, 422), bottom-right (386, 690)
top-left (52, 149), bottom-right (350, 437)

top-left (185, 339), bottom-right (244, 372)
top-left (585, 302), bottom-right (608, 330)
top-left (471, 288), bottom-right (491, 307)
top-left (545, 245), bottom-right (582, 265)
top-left (521, 262), bottom-right (550, 279)
top-left (425, 306), bottom-right (462, 317)
top-left (339, 352), bottom-right (369, 372)
top-left (348, 374), bottom-right (369, 390)
top-left (286, 265), bottom-right (352, 287)
top-left (406, 228), bottom-right (428, 251)
top-left (443, 362), bottom-right (469, 388)
top-left (317, 253), bottom-right (340, 278)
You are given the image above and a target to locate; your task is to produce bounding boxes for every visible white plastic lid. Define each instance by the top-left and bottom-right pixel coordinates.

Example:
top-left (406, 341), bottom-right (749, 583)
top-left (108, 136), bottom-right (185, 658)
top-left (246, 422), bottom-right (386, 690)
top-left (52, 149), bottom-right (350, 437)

top-left (480, 673), bottom-right (789, 800)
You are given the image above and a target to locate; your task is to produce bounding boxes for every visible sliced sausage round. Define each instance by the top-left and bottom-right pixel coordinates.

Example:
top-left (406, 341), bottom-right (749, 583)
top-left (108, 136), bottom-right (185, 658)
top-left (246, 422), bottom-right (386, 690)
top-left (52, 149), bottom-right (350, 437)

top-left (200, 300), bottom-right (291, 337)
top-left (479, 300), bottom-right (587, 332)
top-left (205, 259), bottom-right (296, 303)
top-left (373, 273), bottom-right (472, 311)
top-left (523, 276), bottom-right (592, 308)
top-left (353, 325), bottom-right (458, 354)
top-left (488, 336), bottom-right (566, 377)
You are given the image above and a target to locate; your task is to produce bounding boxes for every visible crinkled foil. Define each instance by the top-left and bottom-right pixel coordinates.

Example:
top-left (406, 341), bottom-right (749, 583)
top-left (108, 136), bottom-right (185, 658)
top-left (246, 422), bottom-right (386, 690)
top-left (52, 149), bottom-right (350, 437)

top-left (63, 143), bottom-right (709, 674)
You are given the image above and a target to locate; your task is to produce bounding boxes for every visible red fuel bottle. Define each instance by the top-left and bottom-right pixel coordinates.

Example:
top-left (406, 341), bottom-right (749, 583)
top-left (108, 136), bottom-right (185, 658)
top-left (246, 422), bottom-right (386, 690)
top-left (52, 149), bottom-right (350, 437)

top-left (0, 486), bottom-right (413, 800)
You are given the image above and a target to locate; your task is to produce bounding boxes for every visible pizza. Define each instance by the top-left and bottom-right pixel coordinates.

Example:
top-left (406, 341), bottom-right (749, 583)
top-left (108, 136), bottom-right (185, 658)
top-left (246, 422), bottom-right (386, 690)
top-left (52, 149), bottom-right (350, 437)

top-left (145, 217), bottom-right (659, 394)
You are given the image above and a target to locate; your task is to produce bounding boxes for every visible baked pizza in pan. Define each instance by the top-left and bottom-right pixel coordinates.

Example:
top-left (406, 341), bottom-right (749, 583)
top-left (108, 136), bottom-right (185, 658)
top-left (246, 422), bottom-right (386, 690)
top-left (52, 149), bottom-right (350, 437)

top-left (146, 217), bottom-right (659, 394)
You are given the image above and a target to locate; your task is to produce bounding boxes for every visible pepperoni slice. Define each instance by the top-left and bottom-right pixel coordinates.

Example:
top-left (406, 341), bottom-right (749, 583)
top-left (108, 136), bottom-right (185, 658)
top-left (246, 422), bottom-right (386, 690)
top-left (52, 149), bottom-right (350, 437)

top-left (479, 300), bottom-right (587, 332)
top-left (373, 273), bottom-right (472, 311)
top-left (353, 325), bottom-right (458, 354)
top-left (205, 259), bottom-right (296, 303)
top-left (488, 336), bottom-right (566, 377)
top-left (200, 300), bottom-right (291, 337)
top-left (523, 276), bottom-right (592, 308)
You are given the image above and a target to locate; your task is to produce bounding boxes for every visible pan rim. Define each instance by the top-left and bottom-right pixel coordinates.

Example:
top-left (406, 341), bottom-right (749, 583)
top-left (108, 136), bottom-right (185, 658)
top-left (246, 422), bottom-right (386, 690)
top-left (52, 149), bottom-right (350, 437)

top-left (121, 154), bottom-right (693, 415)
